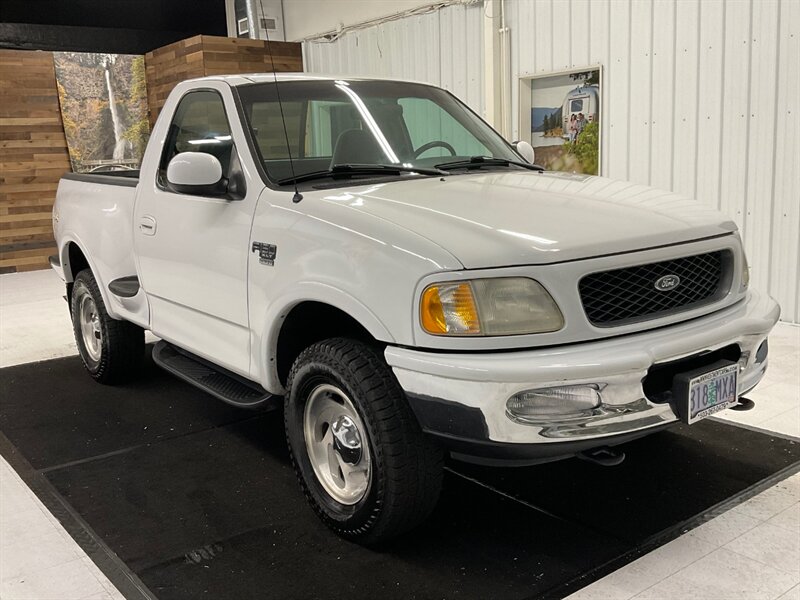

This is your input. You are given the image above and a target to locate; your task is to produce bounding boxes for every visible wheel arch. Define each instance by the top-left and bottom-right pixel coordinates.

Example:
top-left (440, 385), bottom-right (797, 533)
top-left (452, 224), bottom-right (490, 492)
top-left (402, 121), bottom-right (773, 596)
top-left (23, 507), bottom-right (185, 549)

top-left (260, 286), bottom-right (395, 393)
top-left (62, 240), bottom-right (90, 281)
top-left (60, 238), bottom-right (92, 300)
top-left (58, 237), bottom-right (115, 317)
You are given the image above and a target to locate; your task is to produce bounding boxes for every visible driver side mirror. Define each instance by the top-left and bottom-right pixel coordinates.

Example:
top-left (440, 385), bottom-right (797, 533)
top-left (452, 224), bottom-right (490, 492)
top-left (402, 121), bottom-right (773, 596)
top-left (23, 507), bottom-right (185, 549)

top-left (167, 152), bottom-right (228, 196)
top-left (512, 140), bottom-right (535, 164)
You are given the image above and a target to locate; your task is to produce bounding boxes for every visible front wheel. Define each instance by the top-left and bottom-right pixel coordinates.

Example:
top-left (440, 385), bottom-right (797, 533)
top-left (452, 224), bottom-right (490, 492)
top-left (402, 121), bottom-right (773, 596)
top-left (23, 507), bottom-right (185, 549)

top-left (70, 269), bottom-right (144, 384)
top-left (285, 338), bottom-right (443, 545)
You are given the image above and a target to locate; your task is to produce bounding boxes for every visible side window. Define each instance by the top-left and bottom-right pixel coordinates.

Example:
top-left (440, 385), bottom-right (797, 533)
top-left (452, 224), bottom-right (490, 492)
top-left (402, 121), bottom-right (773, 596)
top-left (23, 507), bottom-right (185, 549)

top-left (158, 90), bottom-right (233, 188)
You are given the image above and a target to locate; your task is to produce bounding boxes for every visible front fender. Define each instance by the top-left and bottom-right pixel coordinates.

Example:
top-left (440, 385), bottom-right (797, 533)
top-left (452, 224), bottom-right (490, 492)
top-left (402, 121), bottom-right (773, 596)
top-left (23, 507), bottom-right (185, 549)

top-left (254, 282), bottom-right (395, 394)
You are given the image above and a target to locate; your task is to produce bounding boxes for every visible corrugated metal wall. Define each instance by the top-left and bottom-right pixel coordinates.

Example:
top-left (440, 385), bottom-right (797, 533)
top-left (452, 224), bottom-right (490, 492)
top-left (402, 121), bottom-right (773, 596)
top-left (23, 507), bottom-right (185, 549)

top-left (509, 0), bottom-right (799, 323)
top-left (303, 0), bottom-right (800, 323)
top-left (302, 2), bottom-right (485, 117)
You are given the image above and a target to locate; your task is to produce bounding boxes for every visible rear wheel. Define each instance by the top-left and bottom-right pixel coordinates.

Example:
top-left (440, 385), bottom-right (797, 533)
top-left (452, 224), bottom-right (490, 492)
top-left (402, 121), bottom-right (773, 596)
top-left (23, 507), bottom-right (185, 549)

top-left (285, 338), bottom-right (443, 545)
top-left (70, 269), bottom-right (144, 384)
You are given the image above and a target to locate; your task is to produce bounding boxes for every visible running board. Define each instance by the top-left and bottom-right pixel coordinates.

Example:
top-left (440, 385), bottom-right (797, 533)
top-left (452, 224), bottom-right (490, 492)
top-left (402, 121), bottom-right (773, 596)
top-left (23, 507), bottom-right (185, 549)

top-left (152, 341), bottom-right (277, 409)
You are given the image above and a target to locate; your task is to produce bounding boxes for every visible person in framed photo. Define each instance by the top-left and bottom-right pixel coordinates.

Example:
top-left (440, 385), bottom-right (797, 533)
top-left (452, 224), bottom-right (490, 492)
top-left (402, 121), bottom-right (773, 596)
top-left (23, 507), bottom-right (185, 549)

top-left (568, 113), bottom-right (578, 143)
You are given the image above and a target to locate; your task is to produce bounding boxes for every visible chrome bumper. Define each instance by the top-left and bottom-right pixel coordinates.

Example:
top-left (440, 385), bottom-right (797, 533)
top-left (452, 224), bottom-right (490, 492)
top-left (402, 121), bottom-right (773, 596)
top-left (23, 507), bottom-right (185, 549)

top-left (386, 289), bottom-right (779, 454)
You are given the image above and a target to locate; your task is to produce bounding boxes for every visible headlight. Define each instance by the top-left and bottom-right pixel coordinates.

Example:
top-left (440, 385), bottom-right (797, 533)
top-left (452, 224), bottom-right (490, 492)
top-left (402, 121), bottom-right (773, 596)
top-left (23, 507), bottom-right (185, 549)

top-left (741, 252), bottom-right (750, 290)
top-left (420, 277), bottom-right (564, 336)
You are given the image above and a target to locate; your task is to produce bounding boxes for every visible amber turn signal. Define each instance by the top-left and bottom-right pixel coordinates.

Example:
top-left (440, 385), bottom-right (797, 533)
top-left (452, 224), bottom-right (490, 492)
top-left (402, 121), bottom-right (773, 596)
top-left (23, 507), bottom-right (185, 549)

top-left (420, 282), bottom-right (481, 335)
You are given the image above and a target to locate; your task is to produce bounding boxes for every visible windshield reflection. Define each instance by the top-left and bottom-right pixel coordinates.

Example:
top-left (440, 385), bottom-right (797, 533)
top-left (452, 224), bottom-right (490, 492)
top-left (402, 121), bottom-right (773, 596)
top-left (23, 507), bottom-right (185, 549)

top-left (237, 79), bottom-right (521, 184)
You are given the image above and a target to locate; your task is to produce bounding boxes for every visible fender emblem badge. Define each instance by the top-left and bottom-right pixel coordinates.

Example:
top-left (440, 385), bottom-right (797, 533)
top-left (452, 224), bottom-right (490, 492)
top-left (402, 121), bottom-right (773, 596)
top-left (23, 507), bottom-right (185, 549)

top-left (654, 274), bottom-right (680, 291)
top-left (252, 242), bottom-right (277, 266)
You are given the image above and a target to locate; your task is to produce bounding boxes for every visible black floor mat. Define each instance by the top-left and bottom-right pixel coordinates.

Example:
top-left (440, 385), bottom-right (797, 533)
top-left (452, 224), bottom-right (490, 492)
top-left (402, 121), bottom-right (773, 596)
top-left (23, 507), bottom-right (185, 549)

top-left (1, 352), bottom-right (798, 600)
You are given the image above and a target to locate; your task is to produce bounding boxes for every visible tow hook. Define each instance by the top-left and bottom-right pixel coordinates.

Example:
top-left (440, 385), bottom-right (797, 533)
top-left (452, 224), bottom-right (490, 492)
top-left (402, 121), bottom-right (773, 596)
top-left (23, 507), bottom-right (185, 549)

top-left (577, 446), bottom-right (626, 467)
top-left (729, 397), bottom-right (755, 412)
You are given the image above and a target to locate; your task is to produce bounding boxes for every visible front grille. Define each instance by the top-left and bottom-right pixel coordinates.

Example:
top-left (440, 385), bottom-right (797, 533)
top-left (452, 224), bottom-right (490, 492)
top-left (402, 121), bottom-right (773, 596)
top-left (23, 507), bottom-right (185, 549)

top-left (579, 250), bottom-right (730, 326)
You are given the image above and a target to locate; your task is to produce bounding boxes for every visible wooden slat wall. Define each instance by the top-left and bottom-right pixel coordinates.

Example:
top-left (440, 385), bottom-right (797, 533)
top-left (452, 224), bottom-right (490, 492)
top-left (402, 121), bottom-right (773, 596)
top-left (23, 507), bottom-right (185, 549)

top-left (144, 35), bottom-right (206, 128)
top-left (0, 50), bottom-right (71, 274)
top-left (145, 35), bottom-right (303, 126)
top-left (0, 37), bottom-right (302, 274)
top-left (201, 36), bottom-right (303, 76)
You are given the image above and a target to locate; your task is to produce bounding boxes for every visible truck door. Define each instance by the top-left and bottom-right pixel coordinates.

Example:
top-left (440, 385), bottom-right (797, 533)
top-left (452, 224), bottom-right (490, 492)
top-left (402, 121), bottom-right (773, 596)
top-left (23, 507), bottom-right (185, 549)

top-left (133, 86), bottom-right (258, 376)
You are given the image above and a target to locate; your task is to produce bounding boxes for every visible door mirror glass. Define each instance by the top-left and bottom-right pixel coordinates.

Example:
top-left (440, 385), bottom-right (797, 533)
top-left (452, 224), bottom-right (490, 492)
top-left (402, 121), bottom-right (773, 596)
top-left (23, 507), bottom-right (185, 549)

top-left (166, 152), bottom-right (226, 195)
top-left (513, 140), bottom-right (535, 164)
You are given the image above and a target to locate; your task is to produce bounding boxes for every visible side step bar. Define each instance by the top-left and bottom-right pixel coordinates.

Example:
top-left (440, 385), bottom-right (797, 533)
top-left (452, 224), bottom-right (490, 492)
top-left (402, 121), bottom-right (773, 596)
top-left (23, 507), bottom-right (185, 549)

top-left (152, 341), bottom-right (277, 409)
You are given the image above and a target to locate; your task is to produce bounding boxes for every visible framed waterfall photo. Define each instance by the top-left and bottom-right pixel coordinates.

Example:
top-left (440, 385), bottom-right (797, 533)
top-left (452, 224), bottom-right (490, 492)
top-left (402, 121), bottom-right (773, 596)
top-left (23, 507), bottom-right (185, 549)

top-left (518, 66), bottom-right (602, 175)
top-left (53, 52), bottom-right (150, 173)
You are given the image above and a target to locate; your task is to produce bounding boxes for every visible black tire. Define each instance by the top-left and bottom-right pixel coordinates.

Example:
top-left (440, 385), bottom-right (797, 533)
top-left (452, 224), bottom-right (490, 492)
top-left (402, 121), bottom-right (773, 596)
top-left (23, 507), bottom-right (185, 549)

top-left (70, 269), bottom-right (144, 384)
top-left (285, 337), bottom-right (444, 545)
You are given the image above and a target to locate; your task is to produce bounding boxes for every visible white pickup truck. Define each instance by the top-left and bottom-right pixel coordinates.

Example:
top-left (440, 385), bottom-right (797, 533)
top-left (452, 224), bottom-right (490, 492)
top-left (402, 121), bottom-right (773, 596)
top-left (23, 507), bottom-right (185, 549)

top-left (51, 74), bottom-right (779, 544)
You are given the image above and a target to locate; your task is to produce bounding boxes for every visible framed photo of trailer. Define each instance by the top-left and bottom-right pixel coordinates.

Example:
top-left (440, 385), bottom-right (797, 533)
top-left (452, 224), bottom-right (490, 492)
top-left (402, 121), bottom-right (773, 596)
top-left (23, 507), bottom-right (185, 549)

top-left (519, 65), bottom-right (603, 176)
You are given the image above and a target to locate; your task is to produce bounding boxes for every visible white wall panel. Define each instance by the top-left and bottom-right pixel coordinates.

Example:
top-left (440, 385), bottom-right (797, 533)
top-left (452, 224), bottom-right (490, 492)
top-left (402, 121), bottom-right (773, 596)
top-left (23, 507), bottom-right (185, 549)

top-left (284, 0), bottom-right (437, 41)
top-left (695, 0), bottom-right (724, 208)
top-left (571, 0), bottom-right (591, 67)
top-left (649, 0), bottom-right (675, 192)
top-left (771, 0), bottom-right (800, 321)
top-left (302, 0), bottom-right (799, 322)
top-left (534, 0), bottom-right (554, 71)
top-left (743, 0), bottom-right (780, 302)
top-left (509, 0), bottom-right (531, 141)
top-left (718, 0), bottom-right (751, 231)
top-left (302, 3), bottom-right (484, 116)
top-left (608, 0), bottom-right (632, 180)
top-left (628, 0), bottom-right (652, 186)
top-left (672, 0), bottom-right (700, 198)
top-left (511, 0), bottom-right (799, 323)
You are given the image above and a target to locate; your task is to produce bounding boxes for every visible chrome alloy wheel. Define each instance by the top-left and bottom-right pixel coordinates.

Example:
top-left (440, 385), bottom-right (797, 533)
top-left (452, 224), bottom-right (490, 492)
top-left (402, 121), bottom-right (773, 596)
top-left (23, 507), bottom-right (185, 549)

top-left (78, 290), bottom-right (103, 362)
top-left (303, 383), bottom-right (371, 505)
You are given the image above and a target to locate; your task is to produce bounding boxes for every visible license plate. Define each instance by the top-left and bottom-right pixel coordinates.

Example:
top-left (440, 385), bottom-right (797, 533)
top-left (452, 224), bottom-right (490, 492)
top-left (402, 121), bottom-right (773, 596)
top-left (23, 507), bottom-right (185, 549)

top-left (685, 364), bottom-right (738, 424)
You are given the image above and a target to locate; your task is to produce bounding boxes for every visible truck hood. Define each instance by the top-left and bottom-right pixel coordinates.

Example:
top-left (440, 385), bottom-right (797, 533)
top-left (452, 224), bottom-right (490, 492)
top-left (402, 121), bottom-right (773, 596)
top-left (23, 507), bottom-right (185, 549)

top-left (315, 170), bottom-right (738, 269)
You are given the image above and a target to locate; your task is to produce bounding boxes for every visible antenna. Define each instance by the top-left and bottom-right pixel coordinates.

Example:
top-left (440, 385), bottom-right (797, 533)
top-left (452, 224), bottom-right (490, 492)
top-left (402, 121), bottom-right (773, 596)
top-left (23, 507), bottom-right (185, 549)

top-left (257, 0), bottom-right (303, 203)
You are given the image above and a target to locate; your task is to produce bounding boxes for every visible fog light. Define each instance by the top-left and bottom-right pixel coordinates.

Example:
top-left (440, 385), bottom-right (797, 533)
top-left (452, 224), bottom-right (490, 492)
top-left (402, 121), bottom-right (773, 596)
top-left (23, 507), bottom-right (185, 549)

top-left (507, 385), bottom-right (602, 420)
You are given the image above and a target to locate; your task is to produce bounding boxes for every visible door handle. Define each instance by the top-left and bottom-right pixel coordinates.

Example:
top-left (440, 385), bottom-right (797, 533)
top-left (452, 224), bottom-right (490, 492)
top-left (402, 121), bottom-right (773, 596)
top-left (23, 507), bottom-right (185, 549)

top-left (139, 215), bottom-right (157, 236)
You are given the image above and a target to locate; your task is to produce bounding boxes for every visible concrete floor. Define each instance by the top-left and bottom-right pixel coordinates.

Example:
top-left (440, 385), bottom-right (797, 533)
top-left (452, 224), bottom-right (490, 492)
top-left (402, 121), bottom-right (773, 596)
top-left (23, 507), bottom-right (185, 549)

top-left (1, 269), bottom-right (798, 600)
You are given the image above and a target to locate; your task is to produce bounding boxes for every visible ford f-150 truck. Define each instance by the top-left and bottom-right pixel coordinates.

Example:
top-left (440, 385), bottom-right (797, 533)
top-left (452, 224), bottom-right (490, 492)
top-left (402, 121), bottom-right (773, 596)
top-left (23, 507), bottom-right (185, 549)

top-left (51, 74), bottom-right (779, 544)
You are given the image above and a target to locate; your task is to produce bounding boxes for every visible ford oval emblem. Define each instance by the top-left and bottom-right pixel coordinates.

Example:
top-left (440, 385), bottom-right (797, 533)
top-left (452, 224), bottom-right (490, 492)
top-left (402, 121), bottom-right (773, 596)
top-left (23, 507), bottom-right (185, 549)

top-left (654, 274), bottom-right (681, 291)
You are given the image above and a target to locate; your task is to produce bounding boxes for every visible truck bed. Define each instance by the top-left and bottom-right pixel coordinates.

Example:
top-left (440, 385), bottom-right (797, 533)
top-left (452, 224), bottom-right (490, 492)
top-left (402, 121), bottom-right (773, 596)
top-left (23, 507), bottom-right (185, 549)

top-left (53, 171), bottom-right (143, 324)
top-left (62, 170), bottom-right (140, 187)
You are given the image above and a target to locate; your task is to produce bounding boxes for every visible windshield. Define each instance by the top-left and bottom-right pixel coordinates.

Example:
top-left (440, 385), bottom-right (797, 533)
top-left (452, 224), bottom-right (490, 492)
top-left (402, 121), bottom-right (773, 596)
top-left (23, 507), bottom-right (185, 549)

top-left (236, 79), bottom-right (521, 183)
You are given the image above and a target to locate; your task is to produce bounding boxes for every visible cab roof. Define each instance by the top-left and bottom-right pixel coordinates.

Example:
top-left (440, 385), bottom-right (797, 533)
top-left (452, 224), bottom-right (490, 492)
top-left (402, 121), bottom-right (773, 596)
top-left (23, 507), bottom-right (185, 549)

top-left (182, 73), bottom-right (432, 87)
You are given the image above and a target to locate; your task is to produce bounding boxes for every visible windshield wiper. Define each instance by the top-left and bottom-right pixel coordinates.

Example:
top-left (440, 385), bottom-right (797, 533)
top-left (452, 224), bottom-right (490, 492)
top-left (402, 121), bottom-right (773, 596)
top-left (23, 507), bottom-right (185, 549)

top-left (277, 163), bottom-right (446, 185)
top-left (435, 156), bottom-right (543, 172)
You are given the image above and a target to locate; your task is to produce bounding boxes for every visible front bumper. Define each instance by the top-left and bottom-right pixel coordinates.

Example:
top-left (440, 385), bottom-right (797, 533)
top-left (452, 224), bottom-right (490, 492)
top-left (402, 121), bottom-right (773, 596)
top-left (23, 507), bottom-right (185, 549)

top-left (386, 289), bottom-right (780, 465)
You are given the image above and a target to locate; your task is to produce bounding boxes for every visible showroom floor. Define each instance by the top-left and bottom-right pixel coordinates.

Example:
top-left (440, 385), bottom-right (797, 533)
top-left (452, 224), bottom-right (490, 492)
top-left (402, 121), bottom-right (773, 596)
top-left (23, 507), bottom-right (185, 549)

top-left (1, 269), bottom-right (798, 600)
